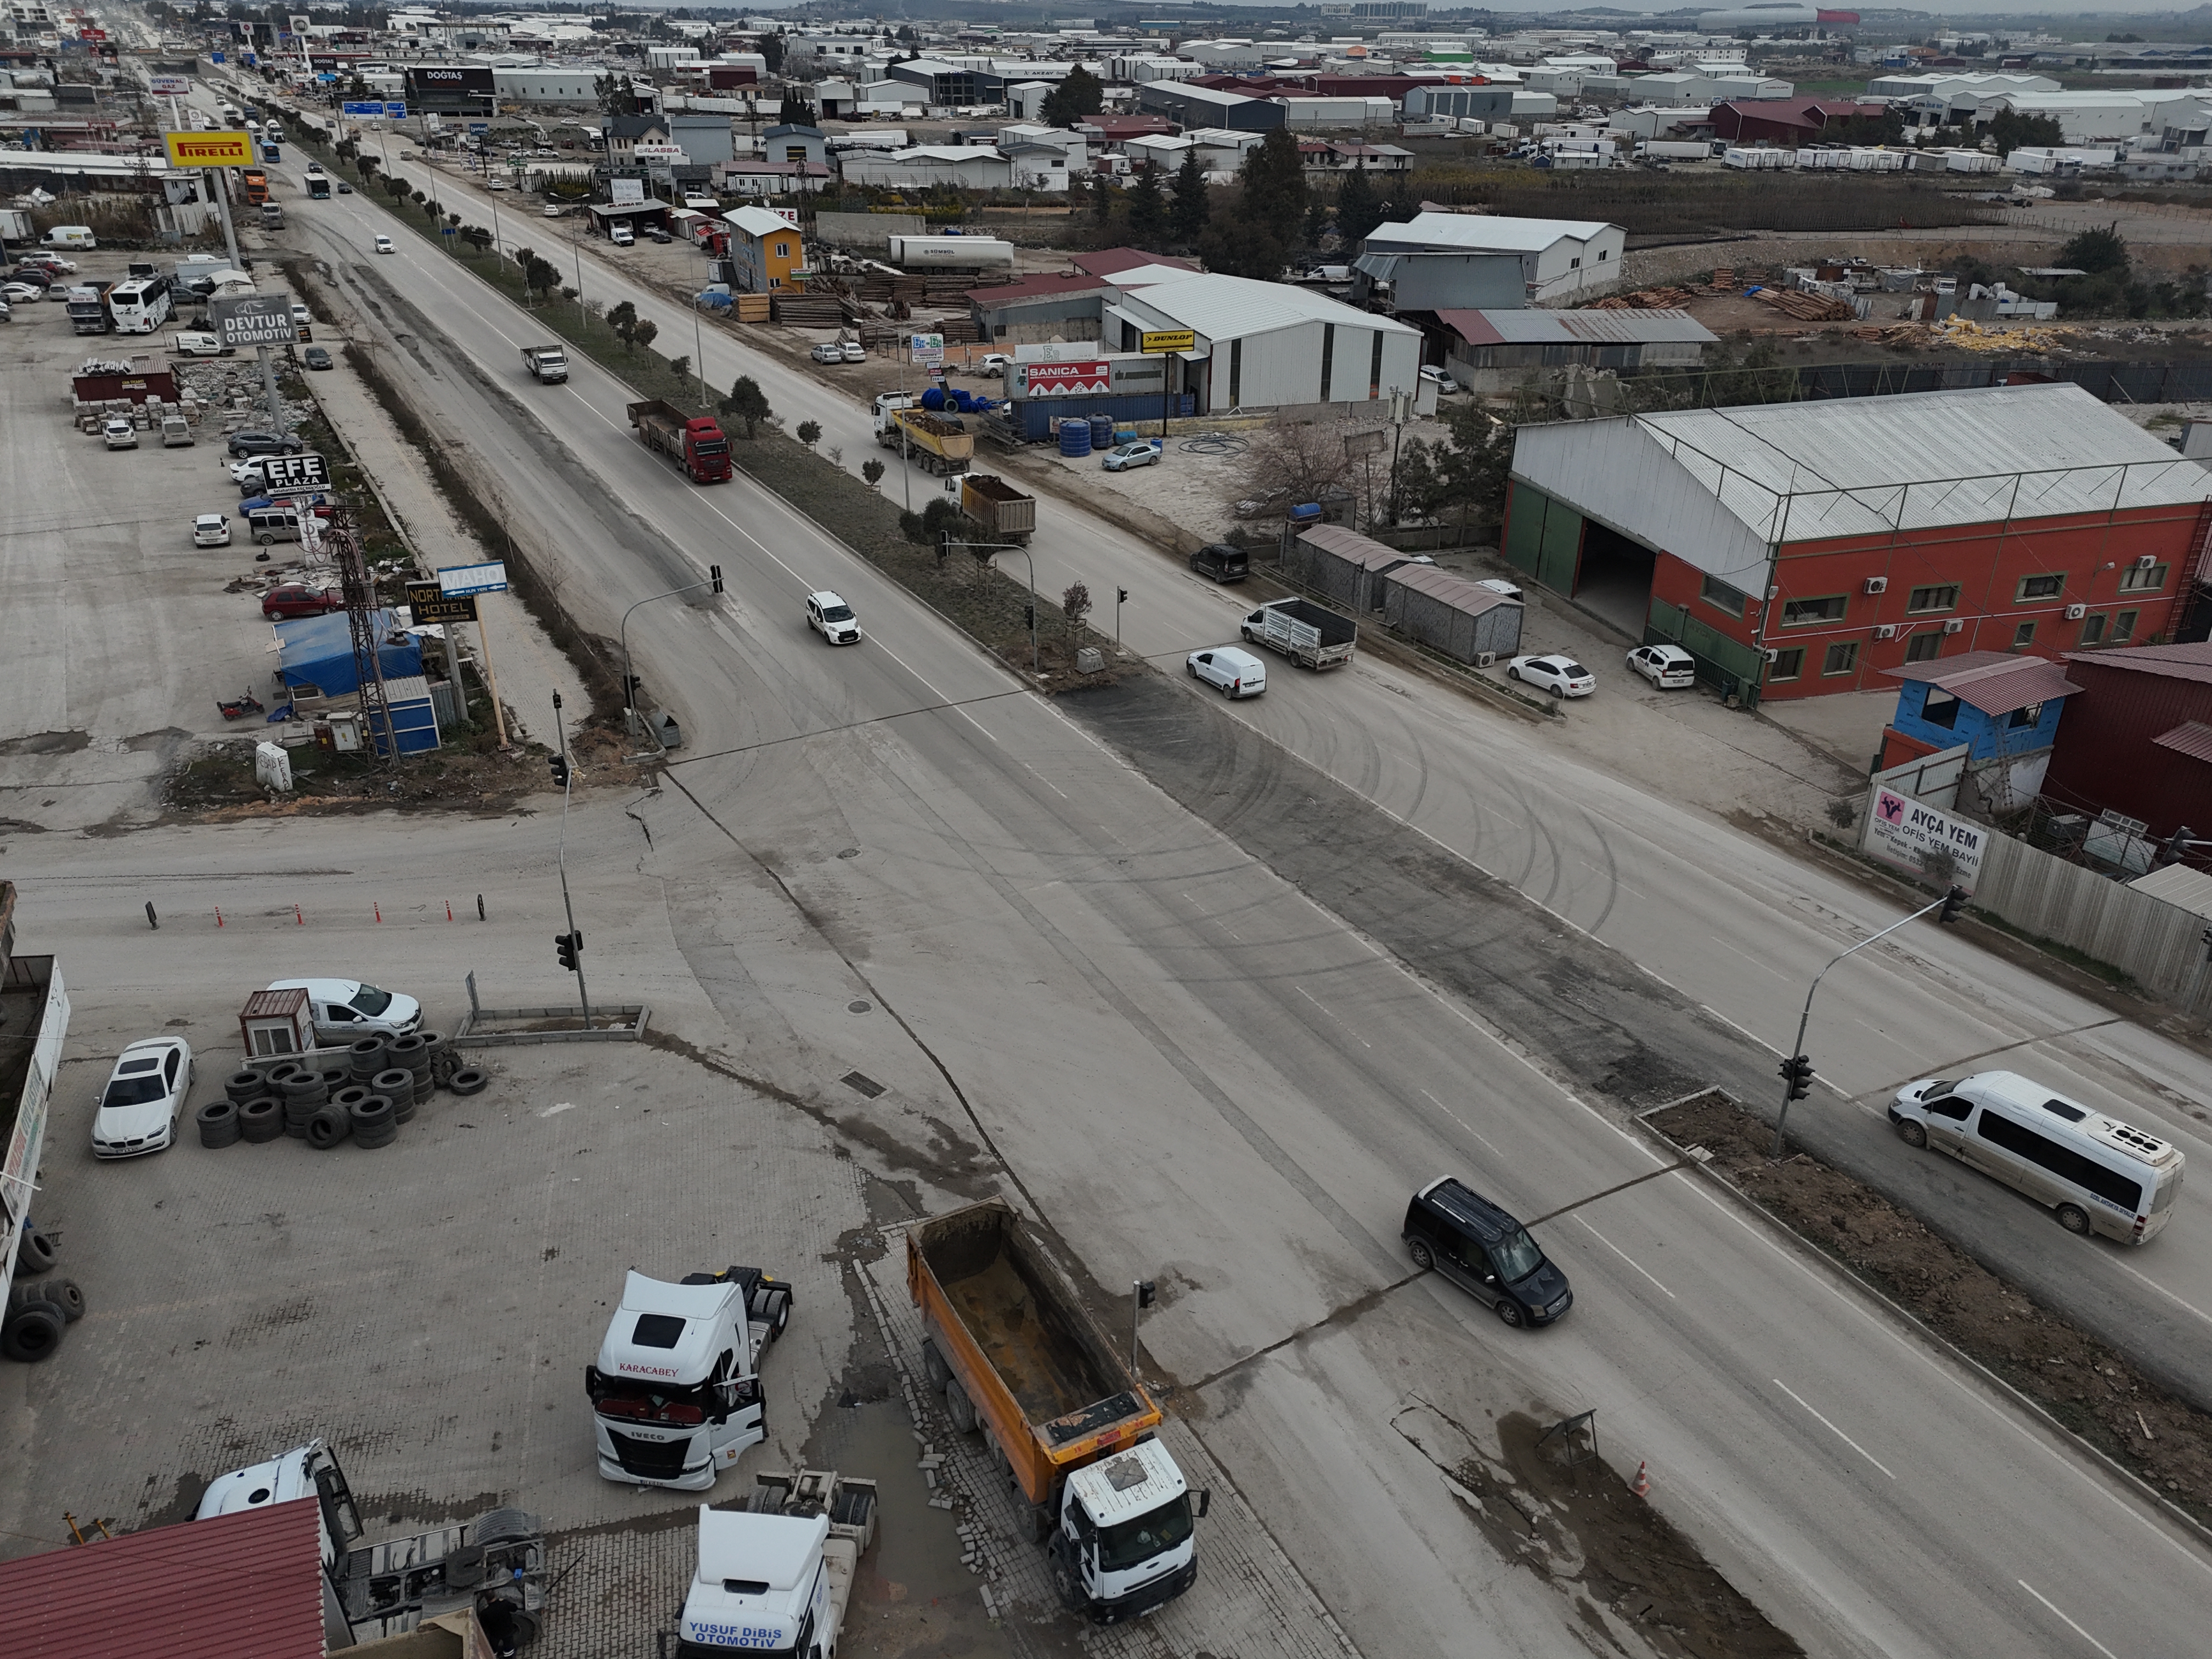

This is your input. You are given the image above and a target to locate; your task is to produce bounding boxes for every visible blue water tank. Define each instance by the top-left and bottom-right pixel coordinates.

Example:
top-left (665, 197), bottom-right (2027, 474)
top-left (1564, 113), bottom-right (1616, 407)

top-left (1088, 414), bottom-right (1115, 447)
top-left (1289, 503), bottom-right (1322, 524)
top-left (1059, 420), bottom-right (1093, 456)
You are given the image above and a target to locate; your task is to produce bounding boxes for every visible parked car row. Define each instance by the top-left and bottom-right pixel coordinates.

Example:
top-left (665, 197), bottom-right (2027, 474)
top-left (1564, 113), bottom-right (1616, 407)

top-left (809, 340), bottom-right (868, 365)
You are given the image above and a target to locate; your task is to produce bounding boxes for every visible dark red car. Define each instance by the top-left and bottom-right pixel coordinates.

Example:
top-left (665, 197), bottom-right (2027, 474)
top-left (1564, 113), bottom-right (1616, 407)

top-left (261, 584), bottom-right (344, 620)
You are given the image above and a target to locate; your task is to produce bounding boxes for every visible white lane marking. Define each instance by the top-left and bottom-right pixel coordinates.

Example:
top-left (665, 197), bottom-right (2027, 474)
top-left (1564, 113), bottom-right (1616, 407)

top-left (1577, 1217), bottom-right (1675, 1299)
top-left (2108, 1259), bottom-right (2212, 1334)
top-left (1710, 935), bottom-right (1773, 970)
top-left (2017, 1582), bottom-right (2119, 1659)
top-left (1420, 1088), bottom-right (1503, 1159)
top-left (1700, 1003), bottom-right (1780, 1055)
top-left (1296, 986), bottom-right (1372, 1049)
top-left (1771, 1379), bottom-right (1896, 1479)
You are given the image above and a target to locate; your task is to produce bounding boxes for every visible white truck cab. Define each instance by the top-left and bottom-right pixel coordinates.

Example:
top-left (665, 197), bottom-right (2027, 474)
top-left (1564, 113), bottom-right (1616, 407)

top-left (589, 1267), bottom-right (792, 1491)
top-left (680, 1471), bottom-right (876, 1658)
top-left (1048, 1440), bottom-right (1202, 1621)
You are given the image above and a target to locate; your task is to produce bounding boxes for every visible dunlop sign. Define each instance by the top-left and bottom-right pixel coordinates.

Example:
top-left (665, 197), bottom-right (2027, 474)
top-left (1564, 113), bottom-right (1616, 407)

top-left (165, 129), bottom-right (256, 168)
top-left (405, 581), bottom-right (479, 624)
top-left (1139, 329), bottom-right (1195, 354)
top-left (211, 294), bottom-right (299, 350)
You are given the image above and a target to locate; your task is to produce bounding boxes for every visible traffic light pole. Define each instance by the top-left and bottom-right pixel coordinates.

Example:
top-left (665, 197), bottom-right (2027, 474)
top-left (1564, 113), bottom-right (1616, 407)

top-left (949, 540), bottom-right (1033, 672)
top-left (551, 692), bottom-right (592, 1031)
top-left (619, 566), bottom-right (724, 754)
top-left (1773, 886), bottom-right (1963, 1156)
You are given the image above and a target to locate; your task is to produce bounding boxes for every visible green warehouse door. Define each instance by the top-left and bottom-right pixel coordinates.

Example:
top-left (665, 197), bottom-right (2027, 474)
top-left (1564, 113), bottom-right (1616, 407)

top-left (1504, 483), bottom-right (1585, 595)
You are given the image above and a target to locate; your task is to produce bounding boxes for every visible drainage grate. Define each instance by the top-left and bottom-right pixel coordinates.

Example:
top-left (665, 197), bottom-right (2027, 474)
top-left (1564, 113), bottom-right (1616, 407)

top-left (841, 1071), bottom-right (886, 1099)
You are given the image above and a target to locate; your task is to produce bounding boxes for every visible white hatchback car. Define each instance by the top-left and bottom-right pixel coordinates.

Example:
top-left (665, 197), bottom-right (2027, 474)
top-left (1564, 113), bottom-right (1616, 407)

top-left (374, 235), bottom-right (396, 254)
top-left (193, 513), bottom-right (232, 547)
top-left (1187, 645), bottom-right (1268, 698)
top-left (1508, 654), bottom-right (1596, 698)
top-left (806, 590), bottom-right (862, 645)
top-left (92, 1036), bottom-right (194, 1159)
top-left (264, 978), bottom-right (422, 1042)
top-left (1626, 643), bottom-right (1696, 689)
top-left (103, 417), bottom-right (139, 450)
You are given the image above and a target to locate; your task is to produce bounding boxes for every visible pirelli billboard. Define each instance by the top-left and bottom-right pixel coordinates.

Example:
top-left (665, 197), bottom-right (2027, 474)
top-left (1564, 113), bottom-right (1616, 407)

top-left (165, 130), bottom-right (256, 168)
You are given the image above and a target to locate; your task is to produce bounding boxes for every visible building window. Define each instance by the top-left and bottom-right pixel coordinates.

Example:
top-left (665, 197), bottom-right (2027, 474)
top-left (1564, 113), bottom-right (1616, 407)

top-left (2012, 621), bottom-right (2036, 647)
top-left (1570, 256), bottom-right (1582, 268)
top-left (2016, 573), bottom-right (2065, 602)
top-left (1700, 574), bottom-right (1747, 617)
top-left (774, 241), bottom-right (788, 257)
top-left (1781, 595), bottom-right (1848, 626)
top-left (2112, 609), bottom-right (2138, 642)
top-left (2118, 561), bottom-right (2168, 592)
top-left (1905, 630), bottom-right (1944, 663)
top-left (1920, 687), bottom-right (1961, 729)
top-left (1319, 323), bottom-right (1335, 402)
top-left (2079, 613), bottom-right (2107, 645)
top-left (1599, 247), bottom-right (1610, 260)
top-left (1769, 647), bottom-right (1805, 681)
top-left (2008, 701), bottom-right (2044, 729)
top-left (1822, 641), bottom-right (1860, 676)
top-left (1906, 584), bottom-right (1959, 613)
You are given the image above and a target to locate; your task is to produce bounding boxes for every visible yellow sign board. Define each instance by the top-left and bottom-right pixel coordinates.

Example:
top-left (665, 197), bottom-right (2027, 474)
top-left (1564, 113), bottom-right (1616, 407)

top-left (1140, 329), bottom-right (1195, 354)
top-left (165, 130), bottom-right (256, 168)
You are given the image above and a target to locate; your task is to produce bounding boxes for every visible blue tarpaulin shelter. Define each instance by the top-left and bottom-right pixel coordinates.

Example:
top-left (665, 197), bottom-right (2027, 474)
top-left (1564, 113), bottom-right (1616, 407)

top-left (274, 610), bottom-right (422, 696)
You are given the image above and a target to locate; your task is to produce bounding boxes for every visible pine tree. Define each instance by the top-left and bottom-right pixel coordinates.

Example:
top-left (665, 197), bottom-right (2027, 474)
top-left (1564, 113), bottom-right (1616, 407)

top-left (1128, 168), bottom-right (1165, 243)
top-left (1170, 150), bottom-right (1210, 242)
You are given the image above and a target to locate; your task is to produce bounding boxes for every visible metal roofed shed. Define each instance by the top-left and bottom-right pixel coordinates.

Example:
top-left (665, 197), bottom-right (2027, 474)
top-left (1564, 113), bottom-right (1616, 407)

top-left (0, 1496), bottom-right (326, 1659)
top-left (1381, 564), bottom-right (1526, 665)
top-left (1284, 523), bottom-right (1427, 612)
top-left (1881, 650), bottom-right (2085, 717)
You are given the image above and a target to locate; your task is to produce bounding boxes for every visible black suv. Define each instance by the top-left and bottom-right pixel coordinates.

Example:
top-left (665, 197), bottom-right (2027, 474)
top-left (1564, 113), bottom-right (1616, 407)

top-left (1403, 1177), bottom-right (1572, 1328)
top-left (1190, 542), bottom-right (1249, 583)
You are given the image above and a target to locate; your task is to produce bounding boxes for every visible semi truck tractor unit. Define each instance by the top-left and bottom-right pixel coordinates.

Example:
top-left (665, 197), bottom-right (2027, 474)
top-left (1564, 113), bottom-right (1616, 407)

top-left (628, 399), bottom-right (732, 483)
top-left (908, 1200), bottom-right (1204, 1622)
top-left (588, 1266), bottom-right (793, 1491)
top-left (678, 1469), bottom-right (878, 1657)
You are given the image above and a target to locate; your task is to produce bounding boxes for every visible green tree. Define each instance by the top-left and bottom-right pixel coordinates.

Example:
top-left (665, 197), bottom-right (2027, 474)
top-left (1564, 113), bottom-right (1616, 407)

top-left (1090, 171), bottom-right (1114, 226)
top-left (2057, 225), bottom-right (2129, 275)
top-left (777, 93), bottom-right (817, 126)
top-left (1041, 65), bottom-right (1104, 128)
top-left (461, 225), bottom-right (492, 253)
top-left (758, 33), bottom-right (784, 75)
top-left (719, 375), bottom-right (771, 438)
top-left (1238, 128), bottom-right (1308, 235)
top-left (1334, 167), bottom-right (1385, 248)
top-left (668, 354), bottom-right (690, 384)
top-left (1988, 110), bottom-right (2064, 153)
top-left (608, 298), bottom-right (639, 349)
top-left (1170, 150), bottom-right (1210, 242)
top-left (632, 319), bottom-right (658, 354)
top-left (797, 419), bottom-right (822, 449)
top-left (862, 458), bottom-right (885, 488)
top-left (1128, 167), bottom-right (1165, 243)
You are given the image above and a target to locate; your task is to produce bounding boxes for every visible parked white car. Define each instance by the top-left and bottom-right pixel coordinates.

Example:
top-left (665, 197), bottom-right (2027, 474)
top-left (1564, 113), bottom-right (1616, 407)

top-left (1101, 439), bottom-right (1163, 473)
top-left (1186, 645), bottom-right (1268, 698)
top-left (1507, 654), bottom-right (1596, 698)
top-left (977, 353), bottom-right (1009, 377)
top-left (1419, 364), bottom-right (1462, 396)
top-left (1626, 644), bottom-right (1696, 689)
top-left (264, 978), bottom-right (422, 1041)
top-left (91, 1036), bottom-right (194, 1159)
top-left (840, 340), bottom-right (867, 363)
top-left (103, 418), bottom-right (139, 450)
top-left (809, 342), bottom-right (845, 364)
top-left (193, 513), bottom-right (232, 547)
top-left (806, 590), bottom-right (862, 645)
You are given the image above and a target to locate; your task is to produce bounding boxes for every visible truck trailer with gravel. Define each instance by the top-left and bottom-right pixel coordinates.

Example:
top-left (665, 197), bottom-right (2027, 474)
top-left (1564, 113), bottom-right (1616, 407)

top-left (908, 1199), bottom-right (1204, 1623)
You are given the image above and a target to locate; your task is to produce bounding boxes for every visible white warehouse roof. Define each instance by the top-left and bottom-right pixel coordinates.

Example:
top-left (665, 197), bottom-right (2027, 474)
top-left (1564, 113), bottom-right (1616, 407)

top-left (1512, 383), bottom-right (2212, 588)
top-left (1369, 210), bottom-right (1617, 252)
top-left (1108, 270), bottom-right (1422, 345)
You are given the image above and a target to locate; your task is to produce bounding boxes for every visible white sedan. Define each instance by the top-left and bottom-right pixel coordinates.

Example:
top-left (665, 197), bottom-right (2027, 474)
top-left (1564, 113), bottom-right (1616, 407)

top-left (265, 978), bottom-right (422, 1042)
top-left (0, 281), bottom-right (43, 303)
top-left (1186, 645), bottom-right (1268, 698)
top-left (193, 513), bottom-right (232, 547)
top-left (92, 1036), bottom-right (194, 1159)
top-left (1626, 643), bottom-right (1696, 689)
top-left (1508, 654), bottom-right (1596, 698)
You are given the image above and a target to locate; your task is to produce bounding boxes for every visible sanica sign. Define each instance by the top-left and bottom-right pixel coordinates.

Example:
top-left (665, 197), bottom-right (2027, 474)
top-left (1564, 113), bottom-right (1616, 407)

top-left (166, 130), bottom-right (256, 168)
top-left (1140, 329), bottom-right (1196, 354)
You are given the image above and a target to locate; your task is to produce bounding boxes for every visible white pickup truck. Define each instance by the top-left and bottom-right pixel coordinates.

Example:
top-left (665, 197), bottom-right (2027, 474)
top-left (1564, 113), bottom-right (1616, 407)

top-left (681, 1469), bottom-right (877, 1657)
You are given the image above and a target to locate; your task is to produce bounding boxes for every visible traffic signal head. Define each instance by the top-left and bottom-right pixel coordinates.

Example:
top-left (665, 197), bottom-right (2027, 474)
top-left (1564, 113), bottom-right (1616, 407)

top-left (1939, 885), bottom-right (1966, 925)
top-left (1117, 587), bottom-right (1128, 604)
top-left (710, 564), bottom-right (724, 594)
top-left (548, 753), bottom-right (570, 788)
top-left (1136, 1280), bottom-right (1156, 1310)
top-left (1779, 1054), bottom-right (1814, 1101)
top-left (555, 930), bottom-right (578, 971)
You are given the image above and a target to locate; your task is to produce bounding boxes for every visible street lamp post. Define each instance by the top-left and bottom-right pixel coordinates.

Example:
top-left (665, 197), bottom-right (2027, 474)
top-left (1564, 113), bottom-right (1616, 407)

top-left (619, 567), bottom-right (726, 751)
top-left (1772, 884), bottom-right (1967, 1156)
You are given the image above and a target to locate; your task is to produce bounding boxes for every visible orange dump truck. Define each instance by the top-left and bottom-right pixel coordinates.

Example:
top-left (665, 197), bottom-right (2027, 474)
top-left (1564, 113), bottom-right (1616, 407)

top-left (907, 1199), bottom-right (1203, 1622)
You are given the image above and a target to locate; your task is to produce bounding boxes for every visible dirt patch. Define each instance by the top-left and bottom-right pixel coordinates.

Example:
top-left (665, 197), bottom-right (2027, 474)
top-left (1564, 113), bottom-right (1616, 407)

top-left (0, 731), bottom-right (91, 758)
top-left (162, 733), bottom-right (547, 820)
top-left (1400, 1402), bottom-right (1802, 1659)
top-left (1652, 1091), bottom-right (2212, 1528)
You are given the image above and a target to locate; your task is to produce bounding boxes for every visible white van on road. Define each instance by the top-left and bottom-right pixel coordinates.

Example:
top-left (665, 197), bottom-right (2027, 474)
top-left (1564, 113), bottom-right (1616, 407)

top-left (1891, 1070), bottom-right (2183, 1244)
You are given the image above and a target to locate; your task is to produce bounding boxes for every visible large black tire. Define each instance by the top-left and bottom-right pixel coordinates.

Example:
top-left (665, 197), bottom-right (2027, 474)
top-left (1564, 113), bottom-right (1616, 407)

top-left (240, 1096), bottom-right (285, 1142)
top-left (280, 1074), bottom-right (327, 1105)
top-left (392, 1088), bottom-right (417, 1125)
top-left (944, 1376), bottom-right (977, 1435)
top-left (447, 1068), bottom-right (488, 1097)
top-left (1408, 1239), bottom-right (1435, 1272)
top-left (1895, 1119), bottom-right (1928, 1149)
top-left (388, 1033), bottom-right (427, 1067)
top-left (469, 1506), bottom-right (539, 1547)
top-left (349, 1093), bottom-right (396, 1135)
top-left (331, 1085), bottom-right (370, 1112)
top-left (411, 1070), bottom-right (434, 1105)
top-left (1, 1301), bottom-right (65, 1363)
top-left (919, 1338), bottom-right (950, 1390)
top-left (443, 1543), bottom-right (487, 1588)
top-left (264, 1061), bottom-right (304, 1088)
top-left (46, 1279), bottom-right (86, 1323)
top-left (197, 1099), bottom-right (242, 1149)
top-left (16, 1228), bottom-right (58, 1275)
top-left (371, 1066), bottom-right (414, 1098)
top-left (319, 1065), bottom-right (351, 1092)
top-left (353, 1122), bottom-right (397, 1149)
top-left (224, 1068), bottom-right (265, 1103)
top-left (306, 1105), bottom-right (351, 1149)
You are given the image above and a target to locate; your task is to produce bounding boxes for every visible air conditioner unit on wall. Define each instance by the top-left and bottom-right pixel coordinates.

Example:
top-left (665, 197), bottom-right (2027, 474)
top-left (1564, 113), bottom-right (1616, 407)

top-left (1943, 618), bottom-right (1965, 634)
top-left (1864, 577), bottom-right (1888, 594)
top-left (1763, 647), bottom-right (1780, 663)
top-left (1872, 624), bottom-right (1898, 640)
top-left (1476, 652), bottom-right (1496, 668)
top-left (2135, 554), bottom-right (2158, 569)
top-left (2066, 603), bottom-right (2087, 619)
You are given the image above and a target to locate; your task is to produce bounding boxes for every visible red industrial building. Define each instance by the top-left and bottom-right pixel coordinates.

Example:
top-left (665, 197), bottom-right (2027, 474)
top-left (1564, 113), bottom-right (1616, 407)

top-left (1707, 99), bottom-right (1893, 143)
top-left (2042, 642), bottom-right (2212, 839)
top-left (1504, 383), bottom-right (2212, 702)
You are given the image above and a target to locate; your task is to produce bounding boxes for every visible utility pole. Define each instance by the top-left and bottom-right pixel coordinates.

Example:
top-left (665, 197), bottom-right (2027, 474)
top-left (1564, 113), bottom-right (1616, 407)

top-left (549, 692), bottom-right (594, 1030)
top-left (954, 539), bottom-right (1035, 672)
top-left (1773, 884), bottom-right (1965, 1155)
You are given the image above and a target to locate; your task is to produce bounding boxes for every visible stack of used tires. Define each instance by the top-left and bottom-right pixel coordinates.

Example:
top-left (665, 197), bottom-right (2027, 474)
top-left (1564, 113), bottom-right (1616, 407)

top-left (3, 1226), bottom-right (84, 1364)
top-left (195, 1033), bottom-right (487, 1155)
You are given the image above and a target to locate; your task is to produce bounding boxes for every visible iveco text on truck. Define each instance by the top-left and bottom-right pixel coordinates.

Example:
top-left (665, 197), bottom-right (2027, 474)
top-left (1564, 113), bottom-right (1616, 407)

top-left (679, 1469), bottom-right (877, 1656)
top-left (909, 1200), bottom-right (1204, 1623)
top-left (588, 1265), bottom-right (793, 1489)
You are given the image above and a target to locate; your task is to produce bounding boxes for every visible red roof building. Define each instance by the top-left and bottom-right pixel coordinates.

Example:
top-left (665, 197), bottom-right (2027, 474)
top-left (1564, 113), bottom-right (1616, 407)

top-left (0, 1498), bottom-right (327, 1659)
top-left (1708, 99), bottom-right (1893, 144)
top-left (1074, 115), bottom-right (1178, 143)
top-left (2044, 641), bottom-right (2212, 840)
top-left (1070, 248), bottom-right (1201, 279)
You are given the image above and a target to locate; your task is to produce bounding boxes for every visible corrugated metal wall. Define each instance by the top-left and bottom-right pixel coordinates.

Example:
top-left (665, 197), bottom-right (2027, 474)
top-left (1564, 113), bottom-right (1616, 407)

top-left (2044, 661), bottom-right (2212, 838)
top-left (1383, 585), bottom-right (1524, 663)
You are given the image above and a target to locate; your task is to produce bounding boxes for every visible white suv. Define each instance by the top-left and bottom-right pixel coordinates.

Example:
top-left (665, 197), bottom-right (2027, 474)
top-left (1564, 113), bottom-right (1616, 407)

top-left (805, 591), bottom-right (861, 645)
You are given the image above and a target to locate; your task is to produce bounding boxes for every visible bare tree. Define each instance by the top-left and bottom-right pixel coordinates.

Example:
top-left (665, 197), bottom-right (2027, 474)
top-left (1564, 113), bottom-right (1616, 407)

top-left (1061, 582), bottom-right (1093, 638)
top-left (1240, 421), bottom-right (1353, 516)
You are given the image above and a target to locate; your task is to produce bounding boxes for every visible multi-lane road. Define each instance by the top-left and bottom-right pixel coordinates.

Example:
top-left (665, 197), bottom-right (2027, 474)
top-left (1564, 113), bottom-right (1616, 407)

top-left (26, 65), bottom-right (2212, 1656)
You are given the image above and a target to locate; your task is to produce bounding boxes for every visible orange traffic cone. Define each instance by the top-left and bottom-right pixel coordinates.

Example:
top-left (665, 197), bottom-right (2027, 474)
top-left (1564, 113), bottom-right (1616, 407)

top-left (1631, 1461), bottom-right (1650, 1498)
